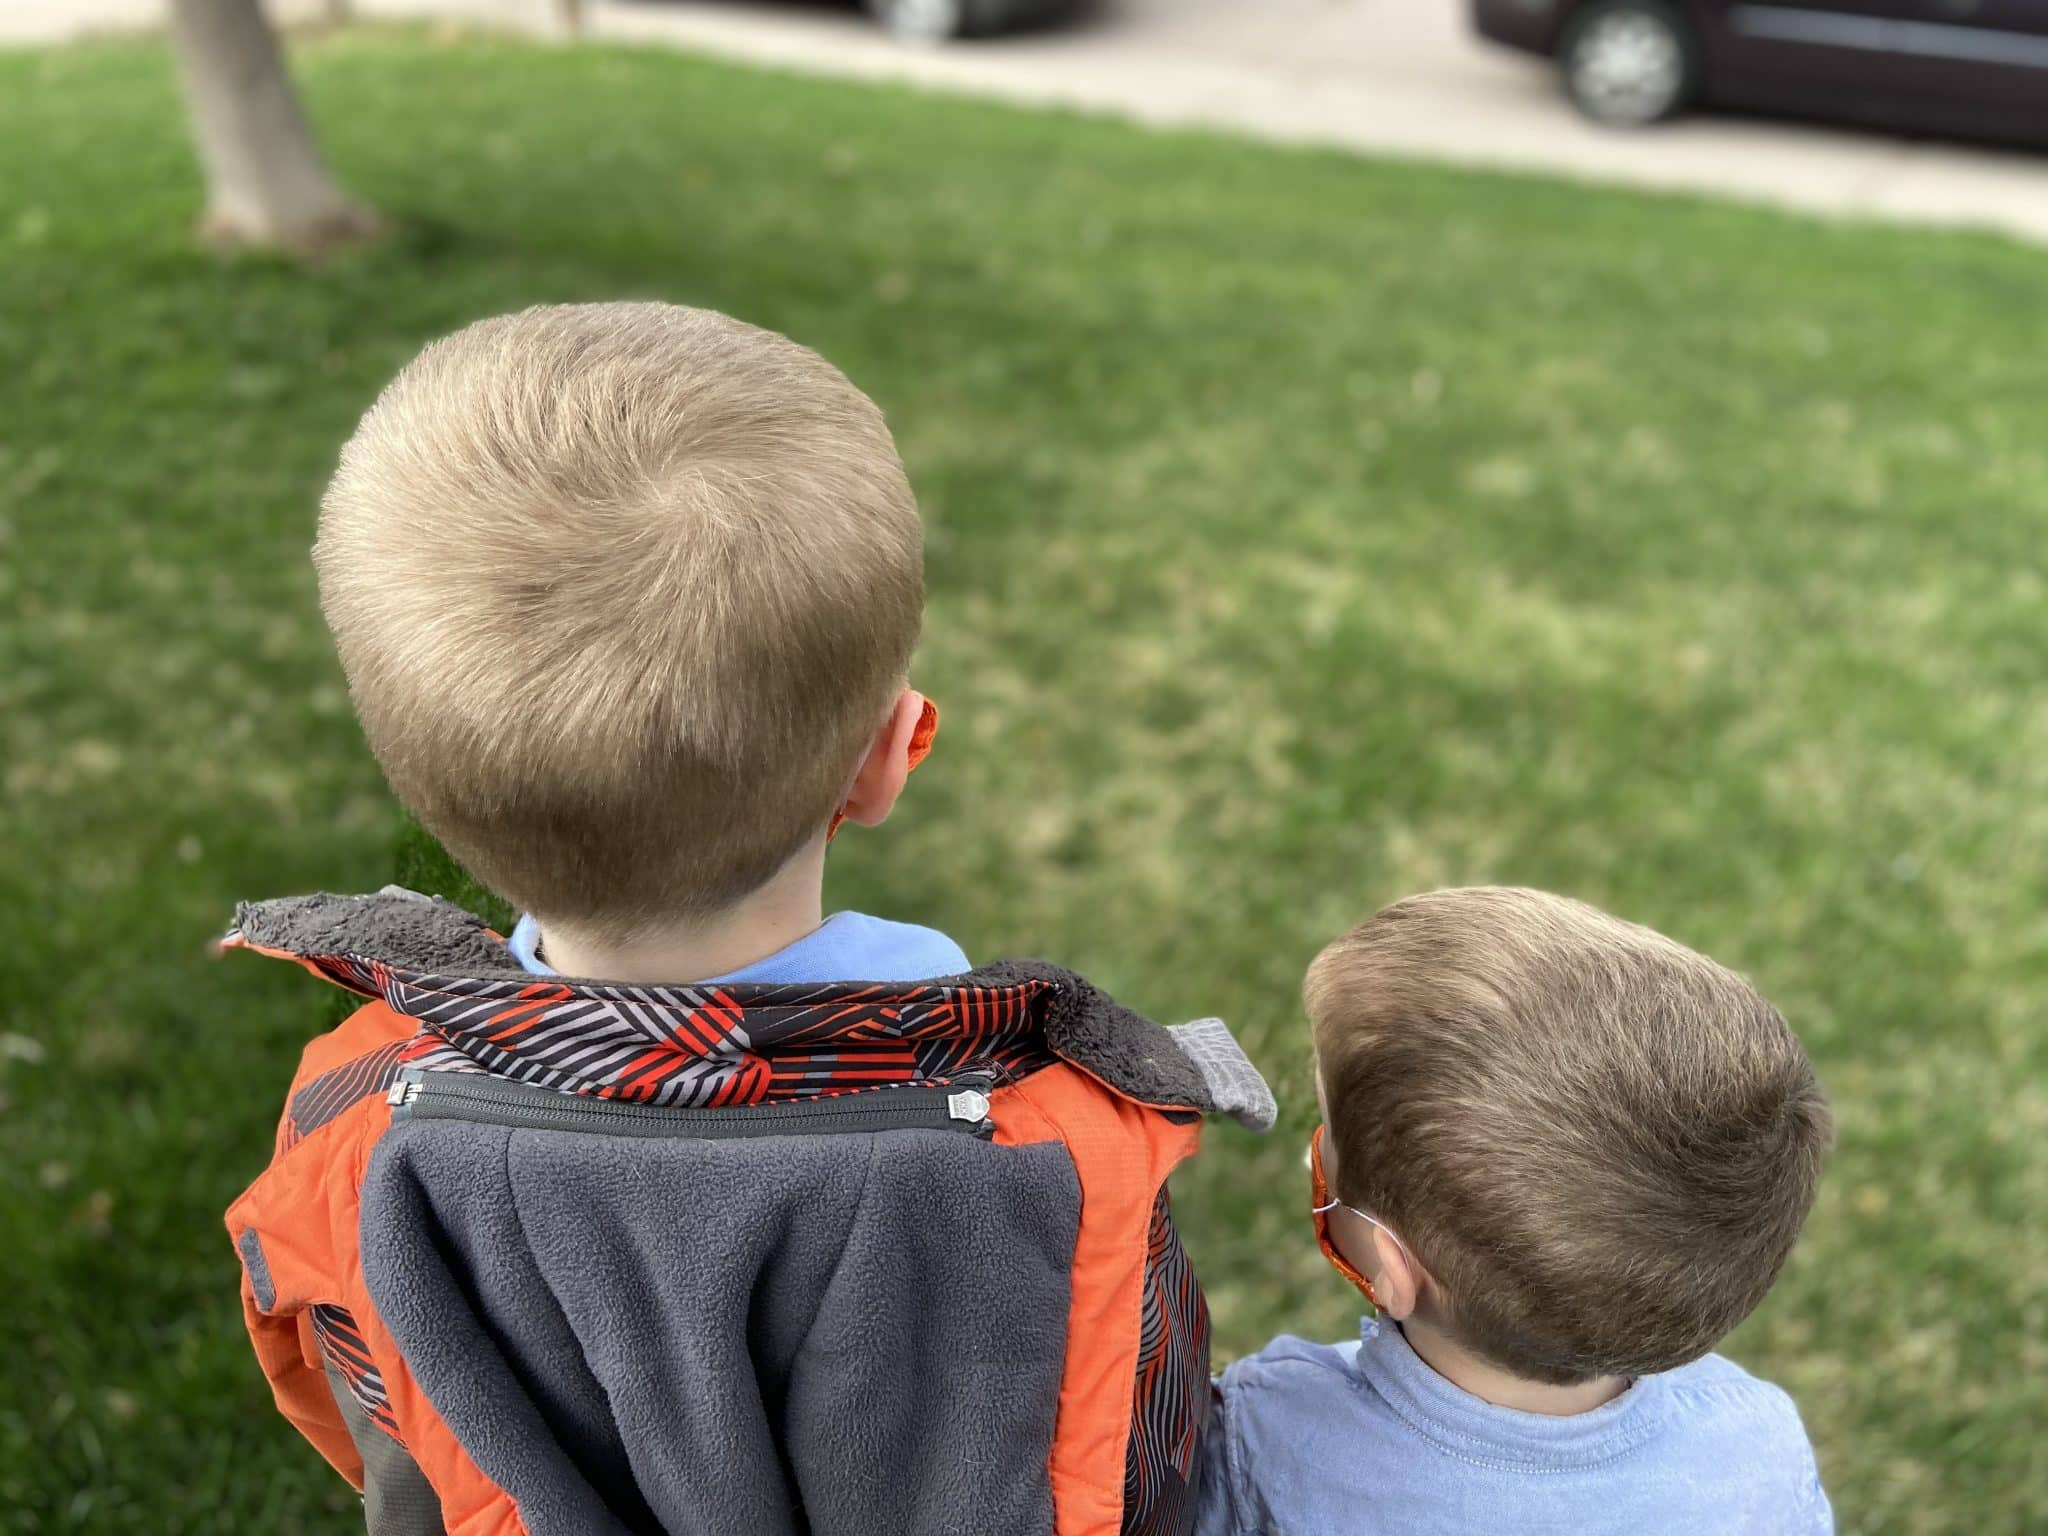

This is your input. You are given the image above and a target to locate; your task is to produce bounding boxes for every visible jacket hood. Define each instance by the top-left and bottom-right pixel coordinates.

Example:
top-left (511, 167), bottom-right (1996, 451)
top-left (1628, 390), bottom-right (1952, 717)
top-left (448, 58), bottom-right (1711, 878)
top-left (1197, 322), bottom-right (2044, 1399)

top-left (226, 887), bottom-right (1276, 1129)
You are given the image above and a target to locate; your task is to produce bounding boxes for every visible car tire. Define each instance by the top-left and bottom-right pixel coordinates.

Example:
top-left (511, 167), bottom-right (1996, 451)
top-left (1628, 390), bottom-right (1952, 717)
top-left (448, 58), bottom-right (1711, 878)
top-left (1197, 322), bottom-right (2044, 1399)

top-left (867, 0), bottom-right (978, 42)
top-left (1559, 0), bottom-right (1700, 127)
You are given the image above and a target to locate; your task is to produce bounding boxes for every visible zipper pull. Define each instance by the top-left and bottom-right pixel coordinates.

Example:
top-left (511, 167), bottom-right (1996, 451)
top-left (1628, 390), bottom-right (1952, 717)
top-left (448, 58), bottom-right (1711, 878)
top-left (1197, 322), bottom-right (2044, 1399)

top-left (386, 1070), bottom-right (426, 1111)
top-left (946, 1086), bottom-right (992, 1127)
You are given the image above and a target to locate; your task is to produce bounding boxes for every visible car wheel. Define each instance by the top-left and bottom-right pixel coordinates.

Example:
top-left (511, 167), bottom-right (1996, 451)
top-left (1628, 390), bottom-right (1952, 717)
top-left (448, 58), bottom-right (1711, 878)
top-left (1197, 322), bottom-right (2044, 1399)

top-left (1559, 0), bottom-right (1699, 127)
top-left (867, 0), bottom-right (975, 42)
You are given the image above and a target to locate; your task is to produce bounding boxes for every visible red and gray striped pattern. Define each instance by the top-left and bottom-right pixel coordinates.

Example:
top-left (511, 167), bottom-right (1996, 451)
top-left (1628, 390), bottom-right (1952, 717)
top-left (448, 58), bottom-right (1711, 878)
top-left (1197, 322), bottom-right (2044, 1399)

top-left (388, 971), bottom-right (1059, 1105)
top-left (287, 1038), bottom-right (409, 1147)
top-left (311, 1302), bottom-right (400, 1441)
top-left (298, 951), bottom-right (1059, 1107)
top-left (1124, 1188), bottom-right (1211, 1536)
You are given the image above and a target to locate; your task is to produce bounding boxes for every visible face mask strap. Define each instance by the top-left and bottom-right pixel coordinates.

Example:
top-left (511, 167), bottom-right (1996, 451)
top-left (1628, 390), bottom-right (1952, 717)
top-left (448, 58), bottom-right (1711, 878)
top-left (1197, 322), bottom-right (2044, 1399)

top-left (1310, 1125), bottom-right (1417, 1313)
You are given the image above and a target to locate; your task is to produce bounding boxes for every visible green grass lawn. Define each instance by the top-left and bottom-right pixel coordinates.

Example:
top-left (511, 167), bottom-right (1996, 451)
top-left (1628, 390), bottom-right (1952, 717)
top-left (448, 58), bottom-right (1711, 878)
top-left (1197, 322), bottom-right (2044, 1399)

top-left (4, 24), bottom-right (2045, 1534)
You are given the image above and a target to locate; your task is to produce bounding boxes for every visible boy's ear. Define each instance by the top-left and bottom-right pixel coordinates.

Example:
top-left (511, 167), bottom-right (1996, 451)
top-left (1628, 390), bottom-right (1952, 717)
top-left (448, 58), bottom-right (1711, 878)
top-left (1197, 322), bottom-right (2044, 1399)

top-left (839, 689), bottom-right (928, 829)
top-left (1369, 1227), bottom-right (1427, 1322)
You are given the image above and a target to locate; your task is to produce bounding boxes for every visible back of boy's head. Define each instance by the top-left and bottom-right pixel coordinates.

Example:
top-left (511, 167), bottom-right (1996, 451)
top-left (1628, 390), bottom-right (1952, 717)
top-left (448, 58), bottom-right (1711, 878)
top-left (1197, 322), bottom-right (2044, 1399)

top-left (315, 303), bottom-right (923, 937)
top-left (1307, 887), bottom-right (1831, 1385)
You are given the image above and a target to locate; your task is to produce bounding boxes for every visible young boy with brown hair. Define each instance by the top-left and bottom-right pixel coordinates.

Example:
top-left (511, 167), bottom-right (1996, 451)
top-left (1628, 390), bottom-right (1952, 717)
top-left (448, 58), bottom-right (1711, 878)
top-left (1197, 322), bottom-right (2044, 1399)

top-left (223, 303), bottom-right (1272, 1536)
top-left (1199, 887), bottom-right (1834, 1535)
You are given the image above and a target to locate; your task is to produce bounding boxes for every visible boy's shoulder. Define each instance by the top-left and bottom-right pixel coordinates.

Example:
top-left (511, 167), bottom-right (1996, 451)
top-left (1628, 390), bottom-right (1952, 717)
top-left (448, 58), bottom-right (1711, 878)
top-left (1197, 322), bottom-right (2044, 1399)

top-left (1661, 1349), bottom-right (1798, 1405)
top-left (1655, 1351), bottom-right (1822, 1461)
top-left (1208, 1331), bottom-right (1829, 1536)
top-left (1218, 1333), bottom-right (1361, 1395)
top-left (1652, 1353), bottom-right (1832, 1529)
top-left (1211, 1333), bottom-right (1372, 1465)
top-left (261, 997), bottom-right (418, 1157)
top-left (1218, 1332), bottom-right (1819, 1451)
top-left (1219, 1331), bottom-right (1809, 1411)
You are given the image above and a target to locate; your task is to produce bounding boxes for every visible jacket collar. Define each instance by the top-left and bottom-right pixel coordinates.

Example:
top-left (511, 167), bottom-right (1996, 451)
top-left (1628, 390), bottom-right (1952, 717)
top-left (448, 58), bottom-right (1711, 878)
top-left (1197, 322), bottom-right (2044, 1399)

top-left (226, 888), bottom-right (1275, 1126)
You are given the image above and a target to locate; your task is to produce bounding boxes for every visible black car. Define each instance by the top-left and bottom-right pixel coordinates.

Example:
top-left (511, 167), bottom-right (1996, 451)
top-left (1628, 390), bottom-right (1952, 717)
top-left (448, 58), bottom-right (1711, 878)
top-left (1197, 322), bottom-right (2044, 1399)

top-left (1472, 0), bottom-right (2048, 146)
top-left (865, 0), bottom-right (1070, 40)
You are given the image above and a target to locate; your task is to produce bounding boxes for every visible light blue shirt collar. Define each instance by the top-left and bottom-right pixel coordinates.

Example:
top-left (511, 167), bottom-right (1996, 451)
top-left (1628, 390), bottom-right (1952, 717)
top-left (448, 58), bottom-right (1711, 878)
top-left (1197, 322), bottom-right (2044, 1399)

top-left (1354, 1315), bottom-right (1669, 1469)
top-left (506, 910), bottom-right (970, 985)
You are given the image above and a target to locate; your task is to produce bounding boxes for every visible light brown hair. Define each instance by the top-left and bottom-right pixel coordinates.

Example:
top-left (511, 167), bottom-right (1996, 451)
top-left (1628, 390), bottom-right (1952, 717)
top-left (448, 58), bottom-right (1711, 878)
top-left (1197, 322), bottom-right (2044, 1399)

top-left (1307, 887), bottom-right (1831, 1384)
top-left (315, 303), bottom-right (924, 935)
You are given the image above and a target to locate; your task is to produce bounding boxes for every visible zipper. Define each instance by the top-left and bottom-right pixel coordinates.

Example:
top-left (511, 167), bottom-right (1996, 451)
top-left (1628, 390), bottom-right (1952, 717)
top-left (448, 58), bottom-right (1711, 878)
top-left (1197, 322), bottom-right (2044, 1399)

top-left (385, 1068), bottom-right (996, 1141)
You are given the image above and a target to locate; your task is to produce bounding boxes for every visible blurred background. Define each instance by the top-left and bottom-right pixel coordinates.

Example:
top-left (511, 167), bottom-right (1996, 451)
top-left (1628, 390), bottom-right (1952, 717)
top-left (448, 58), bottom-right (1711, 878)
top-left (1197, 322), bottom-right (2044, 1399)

top-left (2, 1), bottom-right (2044, 1532)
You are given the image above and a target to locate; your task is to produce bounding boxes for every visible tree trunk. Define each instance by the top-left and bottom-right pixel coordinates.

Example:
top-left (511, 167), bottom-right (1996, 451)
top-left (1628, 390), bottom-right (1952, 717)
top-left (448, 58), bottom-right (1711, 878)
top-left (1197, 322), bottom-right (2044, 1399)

top-left (165, 0), bottom-right (380, 257)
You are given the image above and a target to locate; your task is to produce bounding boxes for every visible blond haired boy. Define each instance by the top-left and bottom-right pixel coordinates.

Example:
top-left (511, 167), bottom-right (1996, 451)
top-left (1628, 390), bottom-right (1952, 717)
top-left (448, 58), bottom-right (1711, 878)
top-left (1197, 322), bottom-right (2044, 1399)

top-left (224, 304), bottom-right (1271, 1536)
top-left (1199, 887), bottom-right (1834, 1536)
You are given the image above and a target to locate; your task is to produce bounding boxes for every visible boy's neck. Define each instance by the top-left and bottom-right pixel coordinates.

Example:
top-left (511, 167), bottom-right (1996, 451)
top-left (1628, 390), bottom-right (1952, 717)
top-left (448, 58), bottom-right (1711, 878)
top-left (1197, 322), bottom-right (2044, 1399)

top-left (1398, 1313), bottom-right (1629, 1418)
top-left (534, 839), bottom-right (829, 984)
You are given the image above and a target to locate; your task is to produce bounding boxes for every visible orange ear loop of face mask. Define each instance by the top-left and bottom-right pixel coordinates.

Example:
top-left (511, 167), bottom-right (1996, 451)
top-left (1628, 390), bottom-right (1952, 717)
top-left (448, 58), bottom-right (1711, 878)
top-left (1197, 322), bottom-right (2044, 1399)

top-left (826, 697), bottom-right (939, 841)
top-left (1310, 1124), bottom-right (1384, 1311)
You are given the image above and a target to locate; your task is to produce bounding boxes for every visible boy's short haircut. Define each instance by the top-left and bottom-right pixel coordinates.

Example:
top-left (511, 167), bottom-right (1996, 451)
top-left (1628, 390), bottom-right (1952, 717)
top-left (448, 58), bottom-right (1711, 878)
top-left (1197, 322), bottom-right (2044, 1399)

top-left (1307, 887), bottom-right (1831, 1386)
top-left (315, 303), bottom-right (923, 937)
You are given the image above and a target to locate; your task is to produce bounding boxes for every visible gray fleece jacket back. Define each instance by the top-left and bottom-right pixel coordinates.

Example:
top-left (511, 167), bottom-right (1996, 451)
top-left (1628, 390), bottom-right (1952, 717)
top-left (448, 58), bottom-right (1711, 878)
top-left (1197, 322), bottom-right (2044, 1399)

top-left (226, 890), bottom-right (1276, 1536)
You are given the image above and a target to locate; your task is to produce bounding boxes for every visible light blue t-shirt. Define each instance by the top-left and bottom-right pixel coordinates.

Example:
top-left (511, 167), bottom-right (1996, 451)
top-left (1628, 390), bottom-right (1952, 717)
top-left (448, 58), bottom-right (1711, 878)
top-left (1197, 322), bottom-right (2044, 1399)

top-left (1199, 1316), bottom-right (1832, 1536)
top-left (506, 910), bottom-right (970, 984)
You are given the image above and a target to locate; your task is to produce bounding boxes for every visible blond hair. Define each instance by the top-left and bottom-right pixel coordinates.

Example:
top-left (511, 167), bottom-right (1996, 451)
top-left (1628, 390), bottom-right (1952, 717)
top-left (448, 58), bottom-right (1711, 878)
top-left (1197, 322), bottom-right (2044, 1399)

top-left (315, 303), bottom-right (923, 935)
top-left (1307, 887), bottom-right (1831, 1385)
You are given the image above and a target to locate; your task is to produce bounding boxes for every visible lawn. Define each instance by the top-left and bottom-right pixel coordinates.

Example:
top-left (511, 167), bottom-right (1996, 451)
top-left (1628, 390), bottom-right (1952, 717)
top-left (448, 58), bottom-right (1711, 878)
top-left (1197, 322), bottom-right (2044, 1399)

top-left (3, 24), bottom-right (2045, 1534)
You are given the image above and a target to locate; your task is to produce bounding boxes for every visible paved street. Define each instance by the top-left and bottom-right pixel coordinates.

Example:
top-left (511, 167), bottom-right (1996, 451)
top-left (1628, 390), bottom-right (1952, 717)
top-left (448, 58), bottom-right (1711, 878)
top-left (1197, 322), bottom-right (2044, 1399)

top-left (14, 0), bottom-right (2048, 243)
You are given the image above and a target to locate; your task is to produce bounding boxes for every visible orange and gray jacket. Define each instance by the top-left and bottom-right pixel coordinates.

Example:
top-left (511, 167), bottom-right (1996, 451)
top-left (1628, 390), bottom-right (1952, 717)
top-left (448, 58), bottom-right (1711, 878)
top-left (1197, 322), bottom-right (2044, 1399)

top-left (224, 889), bottom-right (1275, 1536)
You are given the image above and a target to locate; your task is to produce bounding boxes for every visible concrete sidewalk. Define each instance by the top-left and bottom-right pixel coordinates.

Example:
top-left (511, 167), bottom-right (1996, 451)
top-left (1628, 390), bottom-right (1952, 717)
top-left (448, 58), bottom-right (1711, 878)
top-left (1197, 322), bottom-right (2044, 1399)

top-left (14, 0), bottom-right (2048, 245)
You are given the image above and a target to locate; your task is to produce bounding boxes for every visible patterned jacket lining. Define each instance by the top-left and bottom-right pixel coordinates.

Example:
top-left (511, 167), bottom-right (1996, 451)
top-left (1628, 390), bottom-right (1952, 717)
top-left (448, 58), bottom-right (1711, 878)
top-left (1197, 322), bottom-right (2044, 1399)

top-left (310, 1303), bottom-right (400, 1442)
top-left (1125, 1187), bottom-right (1210, 1536)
